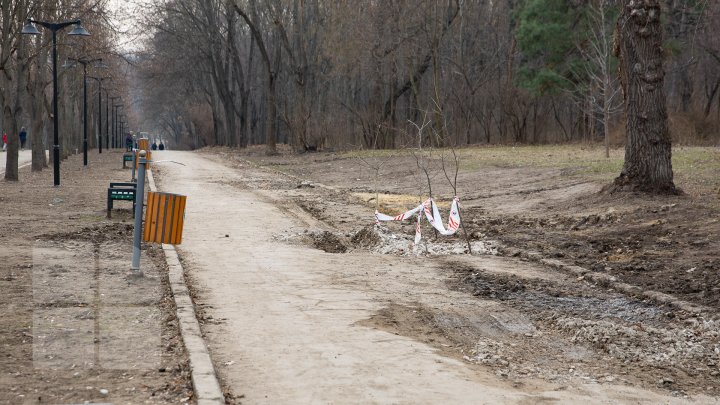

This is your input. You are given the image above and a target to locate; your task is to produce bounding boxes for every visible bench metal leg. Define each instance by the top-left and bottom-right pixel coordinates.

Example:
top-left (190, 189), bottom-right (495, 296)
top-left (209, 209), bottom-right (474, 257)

top-left (107, 189), bottom-right (113, 219)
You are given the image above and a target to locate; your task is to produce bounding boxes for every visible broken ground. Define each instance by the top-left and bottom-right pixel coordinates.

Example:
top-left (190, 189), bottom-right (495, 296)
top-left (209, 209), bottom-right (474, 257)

top-left (199, 144), bottom-right (720, 398)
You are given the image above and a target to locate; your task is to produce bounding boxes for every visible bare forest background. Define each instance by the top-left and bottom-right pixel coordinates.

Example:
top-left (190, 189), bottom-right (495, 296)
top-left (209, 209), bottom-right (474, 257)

top-left (1, 0), bottom-right (719, 168)
top-left (138, 0), bottom-right (720, 153)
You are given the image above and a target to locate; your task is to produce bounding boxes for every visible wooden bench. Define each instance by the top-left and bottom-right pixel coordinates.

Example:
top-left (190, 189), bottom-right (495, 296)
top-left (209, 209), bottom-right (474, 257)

top-left (107, 182), bottom-right (137, 218)
top-left (122, 152), bottom-right (134, 169)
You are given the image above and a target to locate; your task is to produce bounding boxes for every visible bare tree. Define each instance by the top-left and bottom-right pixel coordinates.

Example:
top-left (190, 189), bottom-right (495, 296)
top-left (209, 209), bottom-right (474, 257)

top-left (232, 0), bottom-right (281, 155)
top-left (578, 0), bottom-right (622, 158)
top-left (133, 0), bottom-right (719, 152)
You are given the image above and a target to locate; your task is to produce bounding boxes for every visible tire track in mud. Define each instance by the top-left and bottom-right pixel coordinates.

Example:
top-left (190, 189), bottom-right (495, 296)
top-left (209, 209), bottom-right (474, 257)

top-left (440, 261), bottom-right (720, 395)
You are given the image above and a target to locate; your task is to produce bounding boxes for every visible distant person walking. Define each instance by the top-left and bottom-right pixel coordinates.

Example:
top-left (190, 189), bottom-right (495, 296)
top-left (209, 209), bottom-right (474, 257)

top-left (125, 134), bottom-right (133, 151)
top-left (158, 142), bottom-right (165, 151)
top-left (2, 132), bottom-right (6, 151)
top-left (19, 127), bottom-right (27, 150)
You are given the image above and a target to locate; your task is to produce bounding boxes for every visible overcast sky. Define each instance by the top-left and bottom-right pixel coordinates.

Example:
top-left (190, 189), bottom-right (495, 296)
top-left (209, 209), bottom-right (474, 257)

top-left (106, 0), bottom-right (145, 52)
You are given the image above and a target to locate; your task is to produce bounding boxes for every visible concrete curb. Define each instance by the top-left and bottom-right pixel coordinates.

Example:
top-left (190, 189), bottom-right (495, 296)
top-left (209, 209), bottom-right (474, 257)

top-left (147, 169), bottom-right (225, 405)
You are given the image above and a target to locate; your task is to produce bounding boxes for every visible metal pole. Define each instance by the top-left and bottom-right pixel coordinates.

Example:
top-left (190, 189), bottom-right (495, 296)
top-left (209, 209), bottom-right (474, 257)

top-left (119, 111), bottom-right (124, 148)
top-left (114, 106), bottom-right (118, 149)
top-left (107, 94), bottom-right (110, 148)
top-left (115, 107), bottom-right (121, 149)
top-left (119, 114), bottom-right (123, 147)
top-left (131, 150), bottom-right (147, 273)
top-left (83, 64), bottom-right (88, 166)
top-left (112, 104), bottom-right (117, 149)
top-left (111, 104), bottom-right (115, 149)
top-left (106, 93), bottom-right (109, 149)
top-left (97, 80), bottom-right (102, 154)
top-left (51, 30), bottom-right (60, 186)
top-left (121, 119), bottom-right (126, 149)
top-left (111, 104), bottom-right (114, 148)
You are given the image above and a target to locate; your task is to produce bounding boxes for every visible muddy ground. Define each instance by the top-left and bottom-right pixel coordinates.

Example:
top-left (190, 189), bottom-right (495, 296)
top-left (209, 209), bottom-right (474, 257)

top-left (0, 151), bottom-right (192, 404)
top-left (198, 145), bottom-right (720, 399)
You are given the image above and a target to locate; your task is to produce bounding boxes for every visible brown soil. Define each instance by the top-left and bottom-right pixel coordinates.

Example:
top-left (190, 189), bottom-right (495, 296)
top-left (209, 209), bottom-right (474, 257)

top-left (200, 145), bottom-right (720, 398)
top-left (0, 151), bottom-right (192, 404)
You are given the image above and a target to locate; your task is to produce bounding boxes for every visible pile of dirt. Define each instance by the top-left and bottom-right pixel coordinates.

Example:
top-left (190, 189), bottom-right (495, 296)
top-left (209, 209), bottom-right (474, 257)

top-left (354, 225), bottom-right (499, 257)
top-left (350, 225), bottom-right (381, 248)
top-left (277, 225), bottom-right (499, 257)
top-left (39, 223), bottom-right (134, 243)
top-left (311, 231), bottom-right (348, 253)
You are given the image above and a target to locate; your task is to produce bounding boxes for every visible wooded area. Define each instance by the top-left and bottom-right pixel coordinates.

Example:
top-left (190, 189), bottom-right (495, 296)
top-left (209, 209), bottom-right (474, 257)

top-left (136, 0), bottom-right (719, 154)
top-left (1, 0), bottom-right (718, 179)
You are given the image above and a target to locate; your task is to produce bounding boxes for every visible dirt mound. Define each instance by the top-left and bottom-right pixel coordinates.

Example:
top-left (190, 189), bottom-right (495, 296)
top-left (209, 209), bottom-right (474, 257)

top-left (311, 231), bottom-right (348, 253)
top-left (350, 225), bottom-right (381, 248)
top-left (363, 225), bottom-right (499, 256)
top-left (40, 223), bottom-right (134, 243)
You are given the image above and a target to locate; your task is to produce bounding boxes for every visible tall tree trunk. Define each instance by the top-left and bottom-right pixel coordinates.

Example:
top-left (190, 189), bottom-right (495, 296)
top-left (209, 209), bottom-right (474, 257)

top-left (4, 27), bottom-right (28, 181)
top-left (604, 75), bottom-right (611, 159)
top-left (232, 0), bottom-right (278, 155)
top-left (266, 73), bottom-right (277, 152)
top-left (31, 104), bottom-right (46, 171)
top-left (3, 105), bottom-right (19, 181)
top-left (610, 0), bottom-right (678, 194)
top-left (30, 45), bottom-right (49, 171)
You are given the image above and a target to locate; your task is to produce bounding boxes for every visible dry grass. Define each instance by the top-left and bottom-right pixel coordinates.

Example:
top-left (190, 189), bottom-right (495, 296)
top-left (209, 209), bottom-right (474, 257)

top-left (342, 144), bottom-right (720, 198)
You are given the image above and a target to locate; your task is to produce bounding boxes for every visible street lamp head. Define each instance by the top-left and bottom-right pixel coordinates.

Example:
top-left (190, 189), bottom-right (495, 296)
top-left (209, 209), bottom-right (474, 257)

top-left (68, 23), bottom-right (90, 36)
top-left (21, 19), bottom-right (41, 35)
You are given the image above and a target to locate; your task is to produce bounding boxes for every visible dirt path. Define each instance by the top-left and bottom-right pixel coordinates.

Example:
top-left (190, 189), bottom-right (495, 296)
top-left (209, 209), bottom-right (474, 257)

top-left (154, 150), bottom-right (715, 404)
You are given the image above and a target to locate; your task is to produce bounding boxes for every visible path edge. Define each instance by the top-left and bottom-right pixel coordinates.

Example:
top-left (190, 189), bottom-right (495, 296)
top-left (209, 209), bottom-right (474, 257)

top-left (148, 169), bottom-right (225, 405)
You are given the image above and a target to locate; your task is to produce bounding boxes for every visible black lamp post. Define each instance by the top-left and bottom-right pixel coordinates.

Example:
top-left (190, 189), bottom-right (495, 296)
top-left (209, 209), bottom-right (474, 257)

top-left (65, 57), bottom-right (103, 166)
top-left (118, 109), bottom-right (125, 148)
top-left (106, 93), bottom-right (110, 149)
top-left (88, 76), bottom-right (110, 154)
top-left (109, 97), bottom-right (120, 148)
top-left (113, 103), bottom-right (123, 149)
top-left (120, 116), bottom-right (126, 144)
top-left (21, 18), bottom-right (90, 186)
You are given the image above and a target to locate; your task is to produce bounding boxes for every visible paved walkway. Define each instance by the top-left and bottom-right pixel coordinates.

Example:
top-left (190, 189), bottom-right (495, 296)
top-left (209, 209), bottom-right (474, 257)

top-left (0, 150), bottom-right (32, 175)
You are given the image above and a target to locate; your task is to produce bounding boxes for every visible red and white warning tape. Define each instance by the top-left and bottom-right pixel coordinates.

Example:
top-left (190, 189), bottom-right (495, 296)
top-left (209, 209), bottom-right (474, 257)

top-left (375, 197), bottom-right (461, 244)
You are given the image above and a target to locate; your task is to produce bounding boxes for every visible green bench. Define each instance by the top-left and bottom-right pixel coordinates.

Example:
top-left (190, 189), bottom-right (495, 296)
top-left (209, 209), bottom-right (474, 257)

top-left (107, 182), bottom-right (137, 218)
top-left (122, 153), bottom-right (134, 169)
